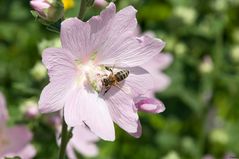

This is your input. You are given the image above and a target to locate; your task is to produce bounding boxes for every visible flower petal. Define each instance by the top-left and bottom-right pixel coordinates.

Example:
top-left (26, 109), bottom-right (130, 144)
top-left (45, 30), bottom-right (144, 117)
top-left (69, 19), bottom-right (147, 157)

top-left (135, 97), bottom-right (165, 113)
top-left (157, 53), bottom-right (173, 70)
top-left (12, 144), bottom-right (36, 159)
top-left (97, 35), bottom-right (165, 67)
top-left (88, 3), bottom-right (116, 51)
top-left (39, 48), bottom-right (76, 113)
top-left (71, 127), bottom-right (99, 157)
top-left (140, 53), bottom-right (172, 92)
top-left (129, 120), bottom-right (142, 138)
top-left (91, 3), bottom-right (159, 67)
top-left (153, 72), bottom-right (171, 92)
top-left (88, 3), bottom-right (139, 64)
top-left (42, 48), bottom-right (76, 82)
top-left (64, 88), bottom-right (85, 126)
top-left (74, 142), bottom-right (99, 157)
top-left (64, 86), bottom-right (115, 141)
top-left (72, 126), bottom-right (99, 142)
top-left (141, 53), bottom-right (173, 72)
top-left (124, 67), bottom-right (154, 97)
top-left (39, 81), bottom-right (73, 113)
top-left (3, 126), bottom-right (32, 156)
top-left (61, 18), bottom-right (91, 61)
top-left (66, 144), bottom-right (77, 159)
top-left (104, 87), bottom-right (139, 133)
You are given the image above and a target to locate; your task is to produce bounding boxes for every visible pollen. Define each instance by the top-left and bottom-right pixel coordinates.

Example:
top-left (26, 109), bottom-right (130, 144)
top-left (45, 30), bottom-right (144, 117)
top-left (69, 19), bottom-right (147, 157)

top-left (75, 60), bottom-right (108, 93)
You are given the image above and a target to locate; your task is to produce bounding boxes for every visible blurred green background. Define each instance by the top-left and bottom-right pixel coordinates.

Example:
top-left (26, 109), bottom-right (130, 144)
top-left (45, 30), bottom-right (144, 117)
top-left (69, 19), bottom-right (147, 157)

top-left (1, 0), bottom-right (239, 158)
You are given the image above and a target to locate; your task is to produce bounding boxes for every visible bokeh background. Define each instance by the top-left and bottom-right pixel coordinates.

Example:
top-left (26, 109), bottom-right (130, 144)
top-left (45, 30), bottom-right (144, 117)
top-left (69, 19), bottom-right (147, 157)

top-left (1, 0), bottom-right (239, 158)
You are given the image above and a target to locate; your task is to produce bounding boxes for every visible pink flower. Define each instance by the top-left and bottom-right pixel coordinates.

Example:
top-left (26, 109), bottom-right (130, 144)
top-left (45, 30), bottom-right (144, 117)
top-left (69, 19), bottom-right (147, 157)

top-left (0, 93), bottom-right (36, 159)
top-left (39, 3), bottom-right (165, 141)
top-left (94, 0), bottom-right (107, 7)
top-left (30, 0), bottom-right (51, 17)
top-left (30, 0), bottom-right (64, 22)
top-left (21, 100), bottom-right (39, 119)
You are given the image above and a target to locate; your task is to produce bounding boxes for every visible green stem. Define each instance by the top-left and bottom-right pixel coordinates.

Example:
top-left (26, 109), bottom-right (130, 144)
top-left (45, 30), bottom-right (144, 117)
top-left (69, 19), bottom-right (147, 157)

top-left (78, 0), bottom-right (88, 20)
top-left (58, 116), bottom-right (68, 159)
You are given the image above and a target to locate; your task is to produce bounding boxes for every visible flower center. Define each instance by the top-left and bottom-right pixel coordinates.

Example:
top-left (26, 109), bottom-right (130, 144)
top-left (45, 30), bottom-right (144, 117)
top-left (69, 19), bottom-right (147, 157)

top-left (75, 60), bottom-right (109, 93)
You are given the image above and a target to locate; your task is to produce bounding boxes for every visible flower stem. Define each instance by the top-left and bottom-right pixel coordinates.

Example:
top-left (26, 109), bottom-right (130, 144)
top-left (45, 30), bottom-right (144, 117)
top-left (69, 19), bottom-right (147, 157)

top-left (78, 0), bottom-right (87, 20)
top-left (58, 116), bottom-right (68, 159)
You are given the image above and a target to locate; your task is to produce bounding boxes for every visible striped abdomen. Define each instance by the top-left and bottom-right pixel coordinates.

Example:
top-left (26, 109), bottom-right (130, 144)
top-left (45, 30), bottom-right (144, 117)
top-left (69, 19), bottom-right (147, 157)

top-left (115, 70), bottom-right (129, 82)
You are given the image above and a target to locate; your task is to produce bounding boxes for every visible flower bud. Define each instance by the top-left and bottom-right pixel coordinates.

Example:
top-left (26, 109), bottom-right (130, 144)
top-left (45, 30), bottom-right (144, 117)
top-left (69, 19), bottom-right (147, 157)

top-left (20, 99), bottom-right (39, 119)
top-left (30, 0), bottom-right (64, 23)
top-left (31, 61), bottom-right (47, 81)
top-left (199, 56), bottom-right (214, 74)
top-left (94, 0), bottom-right (107, 7)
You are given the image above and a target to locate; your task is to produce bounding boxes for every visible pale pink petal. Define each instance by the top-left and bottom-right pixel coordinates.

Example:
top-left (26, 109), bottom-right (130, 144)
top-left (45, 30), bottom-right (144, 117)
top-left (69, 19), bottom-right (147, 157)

top-left (42, 48), bottom-right (76, 82)
top-left (71, 127), bottom-right (99, 157)
top-left (141, 53), bottom-right (173, 71)
top-left (97, 35), bottom-right (165, 67)
top-left (89, 3), bottom-right (160, 67)
top-left (135, 97), bottom-right (165, 113)
top-left (105, 87), bottom-right (139, 133)
top-left (64, 86), bottom-right (115, 141)
top-left (3, 126), bottom-right (32, 156)
top-left (73, 142), bottom-right (98, 157)
top-left (39, 82), bottom-right (72, 113)
top-left (0, 92), bottom-right (8, 121)
top-left (88, 3), bottom-right (116, 52)
top-left (129, 120), bottom-right (142, 138)
top-left (13, 144), bottom-right (36, 159)
top-left (39, 48), bottom-right (76, 113)
top-left (72, 126), bottom-right (99, 142)
top-left (60, 18), bottom-right (91, 61)
top-left (97, 4), bottom-right (137, 48)
top-left (62, 126), bottom-right (99, 158)
top-left (66, 144), bottom-right (77, 159)
top-left (63, 88), bottom-right (84, 126)
top-left (88, 3), bottom-right (138, 57)
top-left (153, 72), bottom-right (171, 92)
top-left (157, 53), bottom-right (173, 70)
top-left (141, 53), bottom-right (172, 92)
top-left (124, 67), bottom-right (154, 97)
top-left (30, 0), bottom-right (50, 16)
